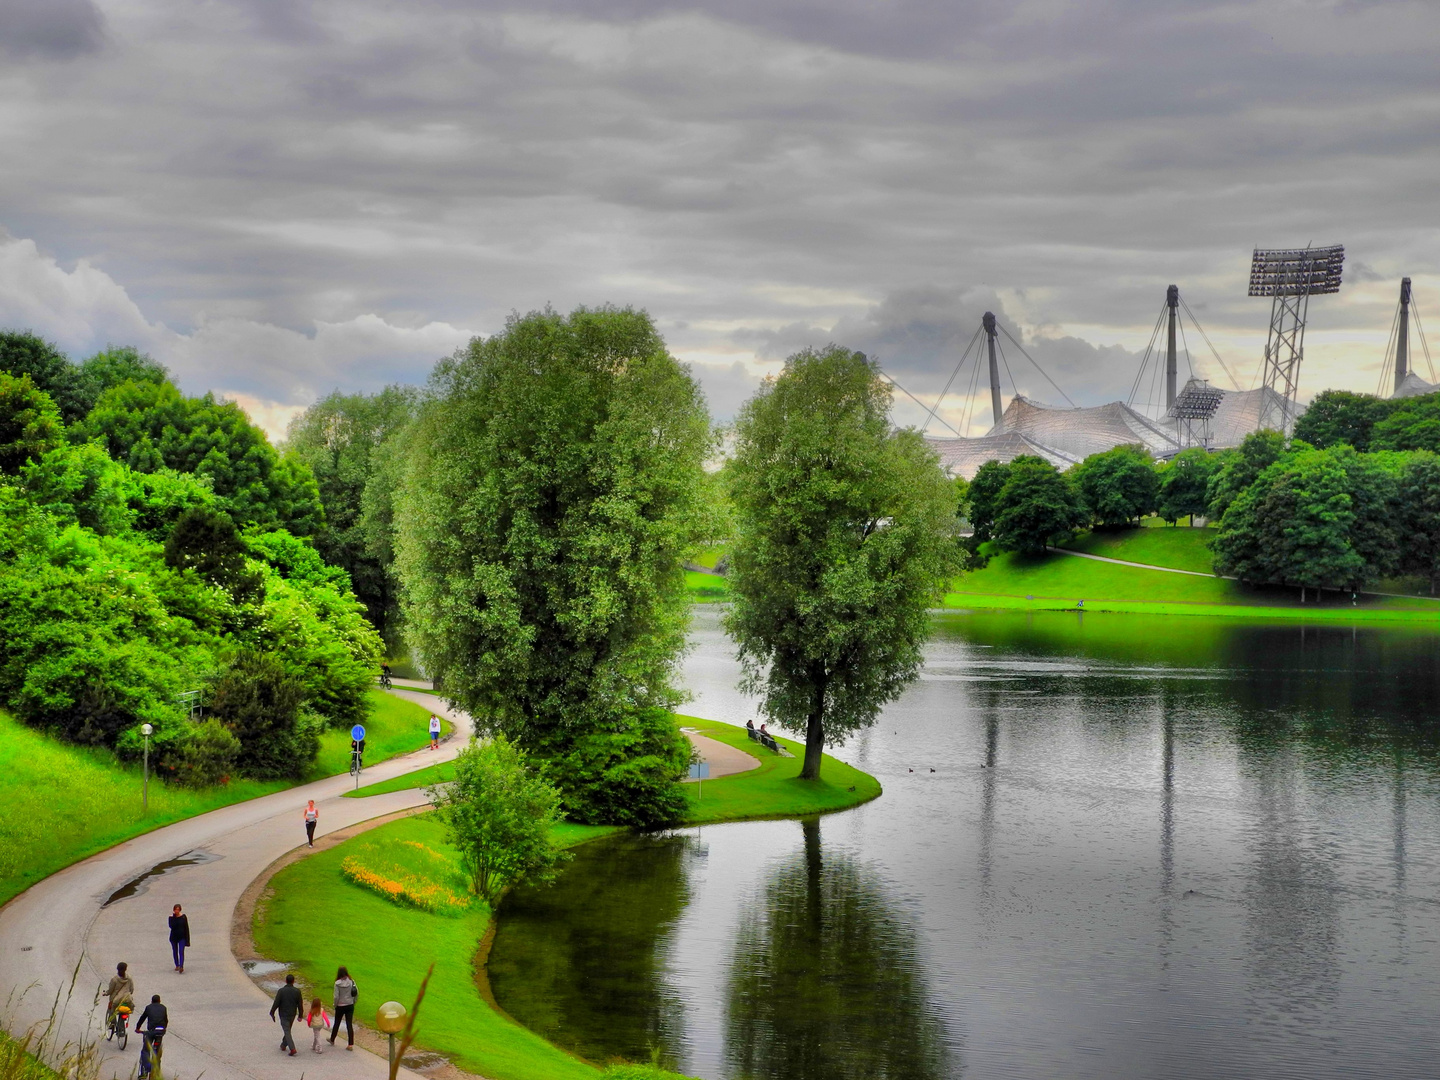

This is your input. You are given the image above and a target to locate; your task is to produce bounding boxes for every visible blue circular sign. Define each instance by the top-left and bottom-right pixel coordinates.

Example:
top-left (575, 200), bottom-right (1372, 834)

top-left (351, 725), bottom-right (366, 741)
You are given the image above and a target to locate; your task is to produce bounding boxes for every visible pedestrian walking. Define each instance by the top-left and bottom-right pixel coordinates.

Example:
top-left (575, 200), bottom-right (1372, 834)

top-left (306, 997), bottom-right (331, 1052)
top-left (304, 800), bottom-right (318, 846)
top-left (329, 965), bottom-right (358, 1050)
top-left (270, 973), bottom-right (303, 1056)
top-left (168, 904), bottom-right (190, 972)
top-left (429, 714), bottom-right (441, 750)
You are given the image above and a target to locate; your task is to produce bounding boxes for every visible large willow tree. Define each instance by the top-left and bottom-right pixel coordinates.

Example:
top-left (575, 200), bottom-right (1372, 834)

top-left (726, 345), bottom-right (960, 781)
top-left (396, 307), bottom-right (712, 826)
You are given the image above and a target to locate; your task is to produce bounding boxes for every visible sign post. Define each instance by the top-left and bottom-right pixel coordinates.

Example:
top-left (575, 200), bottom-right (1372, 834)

top-left (688, 761), bottom-right (710, 799)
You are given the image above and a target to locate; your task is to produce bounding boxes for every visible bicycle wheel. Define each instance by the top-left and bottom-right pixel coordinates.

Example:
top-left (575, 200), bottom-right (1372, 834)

top-left (116, 1019), bottom-right (126, 1051)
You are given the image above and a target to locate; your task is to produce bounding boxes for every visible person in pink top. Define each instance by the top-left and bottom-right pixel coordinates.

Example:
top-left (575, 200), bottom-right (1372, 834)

top-left (303, 800), bottom-right (318, 847)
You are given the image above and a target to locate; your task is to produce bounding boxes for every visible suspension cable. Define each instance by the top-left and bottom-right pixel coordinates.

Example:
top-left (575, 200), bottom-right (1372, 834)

top-left (1177, 295), bottom-right (1242, 391)
top-left (923, 326), bottom-right (984, 433)
top-left (1411, 298), bottom-right (1436, 383)
top-left (1375, 301), bottom-right (1402, 397)
top-left (880, 371), bottom-right (963, 436)
top-left (997, 325), bottom-right (1077, 407)
top-left (1127, 305), bottom-right (1168, 410)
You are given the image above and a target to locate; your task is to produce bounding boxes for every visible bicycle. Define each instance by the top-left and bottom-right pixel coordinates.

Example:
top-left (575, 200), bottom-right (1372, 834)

top-left (378, 667), bottom-right (392, 690)
top-left (139, 1027), bottom-right (164, 1079)
top-left (106, 1003), bottom-right (131, 1051)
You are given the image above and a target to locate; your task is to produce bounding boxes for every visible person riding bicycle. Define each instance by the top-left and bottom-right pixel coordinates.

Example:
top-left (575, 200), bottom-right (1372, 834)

top-left (379, 663), bottom-right (392, 689)
top-left (134, 994), bottom-right (168, 1071)
top-left (104, 962), bottom-right (135, 1027)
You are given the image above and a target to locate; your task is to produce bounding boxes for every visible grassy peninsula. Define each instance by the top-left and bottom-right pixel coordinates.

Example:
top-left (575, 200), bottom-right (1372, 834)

top-left (255, 718), bottom-right (876, 1080)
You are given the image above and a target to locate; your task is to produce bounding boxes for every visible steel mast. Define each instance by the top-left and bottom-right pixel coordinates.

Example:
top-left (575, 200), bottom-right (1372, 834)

top-left (1249, 244), bottom-right (1345, 436)
top-left (1165, 285), bottom-right (1179, 411)
top-left (983, 311), bottom-right (1003, 431)
top-left (1395, 277), bottom-right (1412, 394)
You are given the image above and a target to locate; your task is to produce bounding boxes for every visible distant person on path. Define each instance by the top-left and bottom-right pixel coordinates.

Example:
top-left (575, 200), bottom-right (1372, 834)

top-left (380, 663), bottom-right (392, 689)
top-left (133, 994), bottom-right (167, 1077)
top-left (168, 904), bottom-right (190, 972)
top-left (329, 965), bottom-right (358, 1050)
top-left (304, 800), bottom-right (318, 846)
top-left (270, 973), bottom-right (303, 1056)
top-left (105, 961), bottom-right (134, 1024)
top-left (429, 713), bottom-right (441, 750)
top-left (306, 997), bottom-right (331, 1052)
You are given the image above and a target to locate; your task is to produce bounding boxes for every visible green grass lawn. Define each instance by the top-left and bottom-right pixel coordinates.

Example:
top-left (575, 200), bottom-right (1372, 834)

top-left (691, 546), bottom-right (727, 570)
top-left (683, 569), bottom-right (730, 602)
top-left (0, 690), bottom-right (436, 908)
top-left (948, 540), bottom-right (1440, 623)
top-left (1061, 525), bottom-right (1217, 574)
top-left (678, 715), bottom-right (881, 823)
top-left (346, 758), bottom-right (456, 798)
top-left (254, 814), bottom-right (619, 1080)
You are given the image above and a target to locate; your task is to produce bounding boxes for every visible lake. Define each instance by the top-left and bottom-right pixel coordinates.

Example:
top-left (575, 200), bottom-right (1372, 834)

top-left (488, 608), bottom-right (1440, 1080)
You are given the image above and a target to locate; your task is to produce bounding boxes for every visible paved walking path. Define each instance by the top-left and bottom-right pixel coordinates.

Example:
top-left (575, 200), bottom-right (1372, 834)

top-left (0, 688), bottom-right (470, 1080)
top-left (681, 731), bottom-right (761, 779)
top-left (1047, 545), bottom-right (1226, 578)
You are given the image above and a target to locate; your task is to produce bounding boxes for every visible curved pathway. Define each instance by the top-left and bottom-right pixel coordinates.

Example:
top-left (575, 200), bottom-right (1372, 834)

top-left (0, 688), bottom-right (470, 1080)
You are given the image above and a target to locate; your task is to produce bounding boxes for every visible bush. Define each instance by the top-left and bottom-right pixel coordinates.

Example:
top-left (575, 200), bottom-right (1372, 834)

top-left (208, 651), bottom-right (318, 779)
top-left (161, 718), bottom-right (240, 787)
top-left (543, 708), bottom-right (690, 827)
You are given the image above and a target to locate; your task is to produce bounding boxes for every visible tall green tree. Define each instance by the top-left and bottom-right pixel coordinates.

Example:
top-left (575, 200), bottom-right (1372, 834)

top-left (285, 386), bottom-right (419, 641)
top-left (1071, 443), bottom-right (1159, 527)
top-left (992, 455), bottom-right (1086, 554)
top-left (725, 346), bottom-right (960, 781)
top-left (965, 459), bottom-right (1010, 544)
top-left (1206, 429), bottom-right (1287, 521)
top-left (0, 373), bottom-right (64, 475)
top-left (428, 736), bottom-right (568, 903)
top-left (1293, 389), bottom-right (1396, 452)
top-left (1211, 448), bottom-right (1371, 594)
top-left (1157, 447), bottom-right (1219, 525)
top-left (396, 307), bottom-right (711, 826)
top-left (1397, 451), bottom-right (1440, 595)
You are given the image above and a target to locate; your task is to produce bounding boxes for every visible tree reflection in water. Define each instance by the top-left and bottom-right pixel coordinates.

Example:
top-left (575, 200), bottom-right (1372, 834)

top-left (486, 831), bottom-right (691, 1066)
top-left (724, 818), bottom-right (954, 1080)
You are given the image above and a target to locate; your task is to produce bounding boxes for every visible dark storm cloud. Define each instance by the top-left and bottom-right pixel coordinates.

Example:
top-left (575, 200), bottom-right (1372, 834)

top-left (1, 0), bottom-right (106, 59)
top-left (0, 0), bottom-right (1436, 429)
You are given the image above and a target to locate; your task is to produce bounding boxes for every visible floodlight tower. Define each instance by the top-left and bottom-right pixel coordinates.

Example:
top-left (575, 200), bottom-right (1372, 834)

top-left (1165, 285), bottom-right (1179, 410)
top-left (1249, 244), bottom-right (1345, 435)
top-left (983, 311), bottom-right (1003, 431)
top-left (1395, 277), bottom-right (1412, 394)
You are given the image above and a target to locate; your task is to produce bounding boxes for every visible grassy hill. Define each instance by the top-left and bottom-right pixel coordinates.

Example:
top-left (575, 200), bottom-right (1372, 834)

top-left (0, 689), bottom-right (436, 907)
top-left (947, 527), bottom-right (1439, 622)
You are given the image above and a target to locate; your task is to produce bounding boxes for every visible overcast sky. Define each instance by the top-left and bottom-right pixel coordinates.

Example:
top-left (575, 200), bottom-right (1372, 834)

top-left (3, 0), bottom-right (1438, 439)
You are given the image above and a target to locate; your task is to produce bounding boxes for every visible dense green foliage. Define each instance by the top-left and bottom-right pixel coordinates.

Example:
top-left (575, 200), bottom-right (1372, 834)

top-left (1071, 443), bottom-right (1158, 527)
top-left (429, 736), bottom-right (569, 902)
top-left (284, 386), bottom-right (419, 644)
top-left (993, 455), bottom-right (1086, 554)
top-left (1293, 389), bottom-right (1395, 452)
top-left (1205, 430), bottom-right (1286, 520)
top-left (725, 346), bottom-right (960, 780)
top-left (1157, 447), bottom-right (1218, 524)
top-left (1372, 392), bottom-right (1440, 453)
top-left (0, 331), bottom-right (382, 785)
top-left (396, 307), bottom-right (711, 826)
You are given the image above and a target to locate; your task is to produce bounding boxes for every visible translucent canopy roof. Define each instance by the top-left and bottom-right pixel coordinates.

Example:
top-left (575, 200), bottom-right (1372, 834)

top-left (1393, 372), bottom-right (1437, 399)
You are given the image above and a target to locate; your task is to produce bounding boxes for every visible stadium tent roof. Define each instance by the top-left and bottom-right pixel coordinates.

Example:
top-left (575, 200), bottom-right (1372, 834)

top-left (987, 396), bottom-right (1181, 460)
top-left (1203, 386), bottom-right (1291, 448)
top-left (1393, 372), bottom-right (1437, 399)
top-left (925, 431), bottom-right (1079, 480)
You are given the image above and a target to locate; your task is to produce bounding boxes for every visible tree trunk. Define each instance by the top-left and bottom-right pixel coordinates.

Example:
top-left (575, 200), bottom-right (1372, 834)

top-left (800, 677), bottom-right (826, 781)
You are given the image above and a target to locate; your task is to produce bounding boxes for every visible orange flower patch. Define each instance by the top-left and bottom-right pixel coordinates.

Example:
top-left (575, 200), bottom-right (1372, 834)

top-left (340, 855), bottom-right (471, 916)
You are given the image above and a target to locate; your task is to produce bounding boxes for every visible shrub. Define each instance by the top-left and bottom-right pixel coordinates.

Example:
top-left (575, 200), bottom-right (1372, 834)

top-left (339, 842), bottom-right (472, 915)
top-left (543, 710), bottom-right (690, 827)
top-left (208, 651), bottom-right (318, 778)
top-left (162, 719), bottom-right (240, 787)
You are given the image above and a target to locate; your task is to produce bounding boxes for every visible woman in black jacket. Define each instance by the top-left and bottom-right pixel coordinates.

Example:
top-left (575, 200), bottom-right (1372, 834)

top-left (168, 905), bottom-right (191, 973)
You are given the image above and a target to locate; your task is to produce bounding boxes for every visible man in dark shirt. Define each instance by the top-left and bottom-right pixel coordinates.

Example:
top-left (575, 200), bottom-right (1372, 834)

top-left (133, 994), bottom-right (167, 1074)
top-left (270, 973), bottom-right (303, 1056)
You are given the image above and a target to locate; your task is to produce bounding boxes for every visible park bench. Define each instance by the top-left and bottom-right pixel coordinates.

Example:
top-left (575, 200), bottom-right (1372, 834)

top-left (747, 726), bottom-right (781, 753)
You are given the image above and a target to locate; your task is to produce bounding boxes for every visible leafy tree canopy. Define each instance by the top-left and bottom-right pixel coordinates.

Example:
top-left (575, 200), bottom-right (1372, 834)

top-left (0, 331), bottom-right (88, 422)
top-left (1071, 443), bottom-right (1158, 528)
top-left (1293, 389), bottom-right (1396, 452)
top-left (1371, 391), bottom-right (1440, 454)
top-left (724, 345), bottom-right (960, 780)
top-left (965, 460), bottom-right (1010, 544)
top-left (0, 373), bottom-right (64, 475)
top-left (75, 377), bottom-right (324, 535)
top-left (992, 455), bottom-right (1086, 554)
top-left (1206, 429), bottom-right (1286, 521)
top-left (285, 386), bottom-right (419, 643)
top-left (397, 306), bottom-right (712, 825)
top-left (1157, 447), bottom-right (1219, 525)
top-left (1397, 451), bottom-right (1440, 594)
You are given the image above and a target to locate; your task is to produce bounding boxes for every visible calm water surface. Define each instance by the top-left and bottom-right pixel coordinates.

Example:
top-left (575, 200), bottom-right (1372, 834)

top-left (490, 610), bottom-right (1440, 1080)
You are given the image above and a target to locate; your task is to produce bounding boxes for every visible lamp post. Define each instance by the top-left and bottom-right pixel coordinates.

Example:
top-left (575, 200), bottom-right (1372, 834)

top-left (376, 1000), bottom-right (407, 1074)
top-left (141, 723), bottom-right (153, 814)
